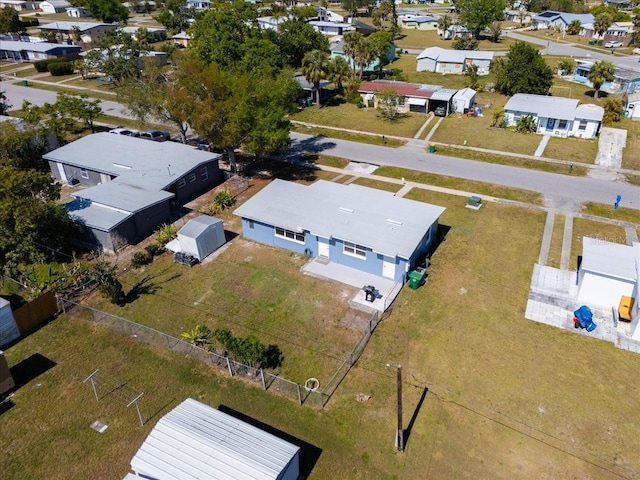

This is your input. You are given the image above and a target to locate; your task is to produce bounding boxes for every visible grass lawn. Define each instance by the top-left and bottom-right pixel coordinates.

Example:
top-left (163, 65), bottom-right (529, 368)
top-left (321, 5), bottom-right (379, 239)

top-left (546, 214), bottom-right (566, 268)
top-left (581, 202), bottom-right (640, 225)
top-left (351, 177), bottom-right (403, 193)
top-left (570, 218), bottom-right (628, 271)
top-left (544, 136), bottom-right (598, 164)
top-left (388, 54), bottom-right (472, 88)
top-left (374, 166), bottom-right (544, 204)
top-left (292, 103), bottom-right (427, 137)
top-left (620, 118), bottom-right (640, 171)
top-left (5, 184), bottom-right (640, 479)
top-left (292, 124), bottom-right (406, 147)
top-left (309, 154), bottom-right (351, 169)
top-left (23, 83), bottom-right (117, 102)
top-left (394, 28), bottom-right (515, 51)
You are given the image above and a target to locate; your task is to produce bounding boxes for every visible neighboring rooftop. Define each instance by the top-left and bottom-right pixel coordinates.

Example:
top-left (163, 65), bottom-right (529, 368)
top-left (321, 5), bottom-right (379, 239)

top-left (358, 79), bottom-right (443, 99)
top-left (234, 179), bottom-right (446, 259)
top-left (581, 237), bottom-right (637, 282)
top-left (38, 21), bottom-right (116, 32)
top-left (0, 40), bottom-right (81, 53)
top-left (417, 46), bottom-right (494, 61)
top-left (504, 94), bottom-right (579, 120)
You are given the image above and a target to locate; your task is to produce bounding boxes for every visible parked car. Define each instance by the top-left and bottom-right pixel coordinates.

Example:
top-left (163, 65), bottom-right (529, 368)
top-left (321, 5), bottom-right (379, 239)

top-left (603, 41), bottom-right (623, 48)
top-left (140, 129), bottom-right (171, 142)
top-left (634, 47), bottom-right (640, 55)
top-left (434, 106), bottom-right (447, 117)
top-left (109, 127), bottom-right (140, 137)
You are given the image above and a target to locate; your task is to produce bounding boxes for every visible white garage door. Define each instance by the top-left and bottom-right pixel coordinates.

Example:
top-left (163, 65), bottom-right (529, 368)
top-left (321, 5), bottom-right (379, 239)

top-left (577, 272), bottom-right (634, 307)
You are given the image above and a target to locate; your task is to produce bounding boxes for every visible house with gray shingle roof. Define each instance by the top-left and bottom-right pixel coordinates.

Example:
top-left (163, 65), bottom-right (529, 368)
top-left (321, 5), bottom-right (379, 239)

top-left (503, 94), bottom-right (603, 139)
top-left (417, 46), bottom-right (494, 75)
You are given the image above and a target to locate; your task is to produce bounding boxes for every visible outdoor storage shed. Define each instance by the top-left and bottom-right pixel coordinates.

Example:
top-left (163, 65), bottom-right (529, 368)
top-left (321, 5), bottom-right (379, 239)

top-left (129, 398), bottom-right (300, 480)
top-left (0, 298), bottom-right (20, 348)
top-left (177, 215), bottom-right (225, 261)
top-left (453, 87), bottom-right (476, 114)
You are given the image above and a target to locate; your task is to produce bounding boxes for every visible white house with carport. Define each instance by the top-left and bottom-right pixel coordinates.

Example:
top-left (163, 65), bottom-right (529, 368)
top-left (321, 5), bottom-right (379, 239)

top-left (416, 47), bottom-right (494, 75)
top-left (125, 398), bottom-right (300, 480)
top-left (625, 92), bottom-right (640, 120)
top-left (234, 179), bottom-right (445, 283)
top-left (358, 79), bottom-right (444, 114)
top-left (503, 94), bottom-right (603, 139)
top-left (44, 133), bottom-right (222, 252)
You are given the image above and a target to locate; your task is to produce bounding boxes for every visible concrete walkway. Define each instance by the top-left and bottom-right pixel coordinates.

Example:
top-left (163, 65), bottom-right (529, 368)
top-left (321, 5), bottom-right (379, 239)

top-left (560, 215), bottom-right (574, 270)
top-left (595, 127), bottom-right (627, 169)
top-left (538, 211), bottom-right (555, 265)
top-left (534, 134), bottom-right (551, 157)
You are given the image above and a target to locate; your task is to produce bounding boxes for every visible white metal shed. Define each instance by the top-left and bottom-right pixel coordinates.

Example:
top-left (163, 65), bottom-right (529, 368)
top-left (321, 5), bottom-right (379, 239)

top-left (177, 215), bottom-right (225, 261)
top-left (129, 398), bottom-right (301, 480)
top-left (452, 88), bottom-right (476, 114)
top-left (0, 297), bottom-right (20, 348)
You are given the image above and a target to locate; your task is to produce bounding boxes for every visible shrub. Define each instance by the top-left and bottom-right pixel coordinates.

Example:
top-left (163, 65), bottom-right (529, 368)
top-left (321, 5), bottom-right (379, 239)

top-left (98, 278), bottom-right (125, 306)
top-left (145, 242), bottom-right (164, 256)
top-left (516, 115), bottom-right (537, 133)
top-left (34, 59), bottom-right (54, 72)
top-left (453, 36), bottom-right (478, 50)
top-left (214, 189), bottom-right (234, 210)
top-left (344, 80), bottom-right (363, 105)
top-left (603, 98), bottom-right (624, 125)
top-left (47, 61), bottom-right (74, 76)
top-left (131, 251), bottom-right (152, 268)
top-left (556, 58), bottom-right (575, 75)
top-left (155, 223), bottom-right (177, 245)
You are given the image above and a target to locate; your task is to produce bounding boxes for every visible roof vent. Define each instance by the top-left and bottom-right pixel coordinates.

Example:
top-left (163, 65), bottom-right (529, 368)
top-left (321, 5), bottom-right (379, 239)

top-left (339, 207), bottom-right (354, 214)
top-left (113, 163), bottom-right (132, 170)
top-left (386, 219), bottom-right (403, 226)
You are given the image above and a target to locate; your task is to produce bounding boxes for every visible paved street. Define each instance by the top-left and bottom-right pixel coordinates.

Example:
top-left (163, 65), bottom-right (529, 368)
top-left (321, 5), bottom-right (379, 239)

top-left (290, 132), bottom-right (640, 210)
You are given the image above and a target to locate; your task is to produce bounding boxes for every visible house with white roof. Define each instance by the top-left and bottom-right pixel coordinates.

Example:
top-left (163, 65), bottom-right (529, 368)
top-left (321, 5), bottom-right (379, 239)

top-left (398, 15), bottom-right (438, 30)
top-left (416, 46), bottom-right (494, 75)
top-left (503, 94), bottom-right (603, 139)
top-left (357, 79), bottom-right (450, 114)
top-left (38, 21), bottom-right (117, 42)
top-left (308, 20), bottom-right (354, 35)
top-left (119, 26), bottom-right (167, 42)
top-left (580, 21), bottom-right (635, 41)
top-left (44, 133), bottom-right (222, 252)
top-left (574, 59), bottom-right (640, 95)
top-left (234, 179), bottom-right (445, 283)
top-left (66, 6), bottom-right (91, 17)
top-left (0, 0), bottom-right (38, 11)
top-left (126, 398), bottom-right (301, 480)
top-left (531, 11), bottom-right (593, 31)
top-left (625, 91), bottom-right (640, 120)
top-left (0, 40), bottom-right (81, 61)
top-left (39, 0), bottom-right (70, 13)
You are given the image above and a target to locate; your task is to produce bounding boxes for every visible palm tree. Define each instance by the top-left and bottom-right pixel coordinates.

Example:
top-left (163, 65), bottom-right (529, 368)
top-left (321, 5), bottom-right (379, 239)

top-left (301, 50), bottom-right (330, 109)
top-left (593, 13), bottom-right (613, 39)
top-left (181, 325), bottom-right (213, 349)
top-left (354, 38), bottom-right (376, 78)
top-left (329, 56), bottom-right (351, 91)
top-left (587, 60), bottom-right (615, 99)
top-left (437, 15), bottom-right (452, 38)
top-left (343, 31), bottom-right (362, 76)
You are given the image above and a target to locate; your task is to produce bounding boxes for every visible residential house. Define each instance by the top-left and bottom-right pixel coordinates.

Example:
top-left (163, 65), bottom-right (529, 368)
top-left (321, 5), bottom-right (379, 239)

top-left (39, 0), bottom-right (71, 13)
top-left (171, 31), bottom-right (191, 48)
top-left (294, 72), bottom-right (331, 105)
top-left (504, 9), bottom-right (531, 23)
top-left (603, 0), bottom-right (633, 9)
top-left (80, 47), bottom-right (167, 71)
top-left (65, 6), bottom-right (91, 17)
top-left (580, 21), bottom-right (635, 42)
top-left (440, 24), bottom-right (473, 40)
top-left (44, 133), bottom-right (222, 252)
top-left (0, 40), bottom-right (81, 61)
top-left (0, 116), bottom-right (59, 152)
top-left (416, 46), bottom-right (494, 75)
top-left (0, 0), bottom-right (38, 11)
top-left (452, 87), bottom-right (476, 113)
top-left (308, 20), bottom-right (354, 35)
top-left (358, 79), bottom-right (447, 114)
top-left (257, 15), bottom-right (290, 31)
top-left (531, 11), bottom-right (593, 31)
top-left (38, 21), bottom-right (117, 42)
top-left (398, 14), bottom-right (439, 30)
top-left (503, 93), bottom-right (603, 139)
top-left (330, 37), bottom-right (396, 72)
top-left (126, 399), bottom-right (301, 480)
top-left (234, 179), bottom-right (446, 283)
top-left (122, 0), bottom-right (156, 12)
top-left (185, 0), bottom-right (211, 9)
top-left (625, 92), bottom-right (640, 119)
top-left (119, 26), bottom-right (167, 43)
top-left (574, 59), bottom-right (640, 95)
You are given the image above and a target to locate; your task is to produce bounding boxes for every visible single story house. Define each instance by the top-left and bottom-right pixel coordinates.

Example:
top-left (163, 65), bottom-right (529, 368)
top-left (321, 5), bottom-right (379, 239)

top-left (531, 11), bottom-right (593, 31)
top-left (580, 21), bottom-right (635, 41)
top-left (66, 6), bottom-right (91, 17)
top-left (0, 0), bottom-right (38, 10)
top-left (416, 46), bottom-right (493, 75)
top-left (234, 179), bottom-right (446, 283)
top-left (119, 26), bottom-right (167, 43)
top-left (38, 21), bottom-right (117, 42)
top-left (358, 79), bottom-right (448, 114)
top-left (625, 92), bottom-right (640, 120)
top-left (330, 38), bottom-right (396, 72)
top-left (452, 87), bottom-right (476, 113)
top-left (127, 398), bottom-right (301, 480)
top-left (603, 0), bottom-right (633, 9)
top-left (574, 59), bottom-right (640, 95)
top-left (171, 31), bottom-right (191, 47)
top-left (504, 9), bottom-right (531, 23)
top-left (122, 0), bottom-right (156, 12)
top-left (0, 40), bottom-right (81, 62)
top-left (440, 24), bottom-right (473, 40)
top-left (308, 20), bottom-right (354, 36)
top-left (44, 133), bottom-right (222, 252)
top-left (503, 93), bottom-right (603, 139)
top-left (185, 0), bottom-right (211, 9)
top-left (398, 15), bottom-right (438, 30)
top-left (39, 0), bottom-right (70, 13)
top-left (257, 15), bottom-right (290, 30)
top-left (294, 72), bottom-right (331, 105)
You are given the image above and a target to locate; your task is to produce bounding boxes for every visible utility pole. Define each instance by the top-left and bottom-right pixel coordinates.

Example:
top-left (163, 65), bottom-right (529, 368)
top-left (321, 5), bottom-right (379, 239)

top-left (396, 364), bottom-right (404, 452)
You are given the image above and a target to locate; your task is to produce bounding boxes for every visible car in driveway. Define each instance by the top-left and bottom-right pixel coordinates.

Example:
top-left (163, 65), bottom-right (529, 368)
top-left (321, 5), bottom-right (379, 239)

top-left (109, 127), bottom-right (140, 137)
top-left (434, 106), bottom-right (447, 117)
top-left (603, 41), bottom-right (623, 48)
top-left (140, 129), bottom-right (171, 142)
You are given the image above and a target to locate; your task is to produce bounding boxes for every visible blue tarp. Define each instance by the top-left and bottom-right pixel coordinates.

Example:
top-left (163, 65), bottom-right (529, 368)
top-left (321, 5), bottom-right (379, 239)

top-left (574, 305), bottom-right (597, 332)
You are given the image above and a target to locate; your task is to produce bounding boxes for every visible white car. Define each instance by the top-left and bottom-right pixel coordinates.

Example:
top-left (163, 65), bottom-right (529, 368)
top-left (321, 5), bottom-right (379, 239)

top-left (109, 127), bottom-right (140, 137)
top-left (603, 41), bottom-right (623, 48)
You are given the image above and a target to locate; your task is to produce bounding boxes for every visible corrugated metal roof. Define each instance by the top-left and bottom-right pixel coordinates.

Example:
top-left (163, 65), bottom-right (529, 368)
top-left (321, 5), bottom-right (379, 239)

top-left (39, 21), bottom-right (116, 31)
top-left (358, 80), bottom-right (442, 99)
top-left (581, 237), bottom-right (636, 281)
top-left (430, 88), bottom-right (457, 101)
top-left (504, 94), bottom-right (578, 121)
top-left (178, 215), bottom-right (221, 238)
top-left (234, 179), bottom-right (445, 259)
top-left (453, 87), bottom-right (476, 101)
top-left (130, 398), bottom-right (300, 480)
top-left (417, 46), bottom-right (494, 62)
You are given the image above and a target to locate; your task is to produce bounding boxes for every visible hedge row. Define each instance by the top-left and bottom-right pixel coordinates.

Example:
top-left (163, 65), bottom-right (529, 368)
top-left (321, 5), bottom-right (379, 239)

top-left (47, 61), bottom-right (74, 76)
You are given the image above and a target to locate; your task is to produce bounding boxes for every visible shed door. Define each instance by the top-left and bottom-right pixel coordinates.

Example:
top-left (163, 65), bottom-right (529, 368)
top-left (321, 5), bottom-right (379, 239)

top-left (318, 239), bottom-right (329, 259)
top-left (382, 257), bottom-right (396, 279)
top-left (56, 162), bottom-right (68, 183)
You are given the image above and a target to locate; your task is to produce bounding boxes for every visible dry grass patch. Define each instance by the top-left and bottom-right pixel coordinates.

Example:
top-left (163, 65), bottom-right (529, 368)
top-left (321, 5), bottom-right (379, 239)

top-left (394, 28), bottom-right (515, 51)
top-left (581, 202), bottom-right (640, 225)
top-left (570, 218), bottom-right (628, 270)
top-left (620, 118), bottom-right (640, 171)
top-left (292, 124), bottom-right (405, 147)
top-left (351, 177), bottom-right (402, 193)
top-left (546, 213), bottom-right (566, 268)
top-left (544, 136), bottom-right (598, 164)
top-left (388, 54), bottom-right (471, 88)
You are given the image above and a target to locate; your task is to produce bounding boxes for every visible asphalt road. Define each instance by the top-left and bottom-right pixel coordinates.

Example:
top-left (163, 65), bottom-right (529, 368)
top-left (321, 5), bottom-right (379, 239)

top-left (290, 132), bottom-right (640, 210)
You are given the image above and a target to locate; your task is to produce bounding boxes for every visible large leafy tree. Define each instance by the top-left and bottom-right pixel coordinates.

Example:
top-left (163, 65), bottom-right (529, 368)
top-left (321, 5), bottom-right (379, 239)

top-left (342, 0), bottom-right (368, 20)
top-left (83, 31), bottom-right (147, 84)
top-left (0, 168), bottom-right (73, 273)
top-left (0, 121), bottom-right (49, 170)
top-left (587, 60), bottom-right (615, 99)
top-left (300, 49), bottom-right (331, 108)
top-left (329, 55), bottom-right (352, 91)
top-left (590, 5), bottom-right (631, 23)
top-left (368, 30), bottom-right (394, 78)
top-left (276, 19), bottom-right (329, 68)
top-left (0, 6), bottom-right (23, 36)
top-left (493, 41), bottom-right (553, 95)
top-left (81, 0), bottom-right (129, 23)
top-left (457, 0), bottom-right (506, 38)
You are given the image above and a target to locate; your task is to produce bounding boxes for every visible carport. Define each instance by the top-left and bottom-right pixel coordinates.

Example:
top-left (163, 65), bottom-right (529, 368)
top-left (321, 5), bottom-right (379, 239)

top-left (428, 88), bottom-right (457, 116)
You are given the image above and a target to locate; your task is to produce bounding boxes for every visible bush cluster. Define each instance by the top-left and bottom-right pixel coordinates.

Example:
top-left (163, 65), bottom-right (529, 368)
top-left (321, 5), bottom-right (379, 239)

top-left (131, 251), bottom-right (152, 268)
top-left (145, 242), bottom-right (164, 256)
top-left (47, 61), bottom-right (74, 76)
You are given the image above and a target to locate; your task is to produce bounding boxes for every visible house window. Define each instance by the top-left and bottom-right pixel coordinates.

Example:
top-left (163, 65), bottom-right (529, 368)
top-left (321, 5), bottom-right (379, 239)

top-left (398, 96), bottom-right (406, 106)
top-left (176, 178), bottom-right (186, 188)
top-left (248, 220), bottom-right (254, 229)
top-left (200, 166), bottom-right (208, 181)
top-left (188, 172), bottom-right (196, 183)
top-left (344, 241), bottom-right (367, 259)
top-left (275, 226), bottom-right (305, 243)
top-left (558, 119), bottom-right (567, 129)
top-left (578, 119), bottom-right (587, 131)
top-left (80, 168), bottom-right (89, 179)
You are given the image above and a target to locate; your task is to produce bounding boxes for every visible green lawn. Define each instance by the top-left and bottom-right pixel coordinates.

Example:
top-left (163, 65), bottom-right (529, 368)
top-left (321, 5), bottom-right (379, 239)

top-left (292, 124), bottom-right (406, 147)
top-left (546, 213), bottom-right (566, 268)
top-left (544, 136), bottom-right (598, 164)
top-left (581, 202), bottom-right (640, 225)
top-left (292, 103), bottom-right (427, 137)
top-left (620, 118), bottom-right (640, 171)
top-left (388, 54), bottom-right (472, 88)
top-left (393, 28), bottom-right (517, 51)
top-left (350, 177), bottom-right (403, 193)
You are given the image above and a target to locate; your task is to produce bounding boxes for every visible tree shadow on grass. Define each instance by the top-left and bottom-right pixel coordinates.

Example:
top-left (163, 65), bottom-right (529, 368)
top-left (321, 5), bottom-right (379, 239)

top-left (218, 405), bottom-right (322, 480)
top-left (124, 275), bottom-right (159, 304)
top-left (247, 158), bottom-right (320, 183)
top-left (584, 90), bottom-right (608, 99)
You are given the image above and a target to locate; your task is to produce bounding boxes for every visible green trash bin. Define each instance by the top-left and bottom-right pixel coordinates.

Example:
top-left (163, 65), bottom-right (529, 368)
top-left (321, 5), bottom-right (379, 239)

top-left (21, 80), bottom-right (28, 87)
top-left (408, 270), bottom-right (423, 290)
top-left (428, 145), bottom-right (436, 153)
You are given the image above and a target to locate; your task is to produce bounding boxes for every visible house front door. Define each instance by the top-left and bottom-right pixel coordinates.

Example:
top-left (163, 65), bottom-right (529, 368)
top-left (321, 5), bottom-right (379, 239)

top-left (546, 118), bottom-right (555, 131)
top-left (318, 239), bottom-right (329, 259)
top-left (382, 257), bottom-right (396, 279)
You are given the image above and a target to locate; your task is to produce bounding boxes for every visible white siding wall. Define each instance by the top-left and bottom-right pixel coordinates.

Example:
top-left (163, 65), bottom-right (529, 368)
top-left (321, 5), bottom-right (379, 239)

top-left (416, 57), bottom-right (437, 72)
